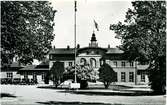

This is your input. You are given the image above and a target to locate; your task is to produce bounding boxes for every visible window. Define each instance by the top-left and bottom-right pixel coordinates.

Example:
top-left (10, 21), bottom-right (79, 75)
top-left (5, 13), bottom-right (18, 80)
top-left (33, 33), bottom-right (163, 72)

top-left (69, 62), bottom-right (72, 66)
top-left (121, 72), bottom-right (126, 82)
top-left (80, 58), bottom-right (86, 65)
top-left (106, 60), bottom-right (110, 64)
top-left (33, 73), bottom-right (37, 80)
top-left (24, 73), bottom-right (28, 79)
top-left (115, 72), bottom-right (118, 82)
top-left (129, 72), bottom-right (134, 82)
top-left (90, 58), bottom-right (96, 68)
top-left (140, 61), bottom-right (149, 65)
top-left (42, 73), bottom-right (45, 80)
top-left (130, 62), bottom-right (134, 67)
top-left (7, 72), bottom-right (13, 78)
top-left (141, 72), bottom-right (145, 82)
top-left (121, 61), bottom-right (126, 67)
top-left (113, 61), bottom-right (117, 67)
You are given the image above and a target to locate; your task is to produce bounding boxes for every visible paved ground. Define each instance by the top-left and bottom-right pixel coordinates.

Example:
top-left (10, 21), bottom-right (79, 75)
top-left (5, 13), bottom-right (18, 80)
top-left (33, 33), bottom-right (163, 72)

top-left (0, 85), bottom-right (166, 105)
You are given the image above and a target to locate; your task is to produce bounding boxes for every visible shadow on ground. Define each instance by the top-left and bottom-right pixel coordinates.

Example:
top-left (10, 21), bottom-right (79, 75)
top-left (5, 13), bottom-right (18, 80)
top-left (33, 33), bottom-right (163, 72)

top-left (0, 93), bottom-right (17, 98)
top-left (57, 90), bottom-right (161, 96)
top-left (37, 85), bottom-right (162, 96)
top-left (37, 101), bottom-right (113, 105)
top-left (37, 85), bottom-right (133, 90)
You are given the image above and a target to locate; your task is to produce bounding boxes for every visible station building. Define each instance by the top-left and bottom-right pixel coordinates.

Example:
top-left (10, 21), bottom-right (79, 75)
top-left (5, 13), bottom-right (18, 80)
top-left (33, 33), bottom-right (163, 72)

top-left (49, 32), bottom-right (149, 85)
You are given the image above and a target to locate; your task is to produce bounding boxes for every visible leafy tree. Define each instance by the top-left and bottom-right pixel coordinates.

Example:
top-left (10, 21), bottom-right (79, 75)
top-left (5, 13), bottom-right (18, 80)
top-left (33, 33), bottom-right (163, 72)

top-left (64, 64), bottom-right (98, 89)
top-left (110, 1), bottom-right (166, 93)
top-left (98, 63), bottom-right (117, 89)
top-left (1, 1), bottom-right (56, 65)
top-left (50, 61), bottom-right (65, 87)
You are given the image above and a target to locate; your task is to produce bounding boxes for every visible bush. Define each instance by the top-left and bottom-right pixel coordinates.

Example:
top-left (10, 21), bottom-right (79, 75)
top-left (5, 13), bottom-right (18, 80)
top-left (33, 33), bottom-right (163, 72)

top-left (63, 64), bottom-right (97, 89)
top-left (98, 63), bottom-right (117, 89)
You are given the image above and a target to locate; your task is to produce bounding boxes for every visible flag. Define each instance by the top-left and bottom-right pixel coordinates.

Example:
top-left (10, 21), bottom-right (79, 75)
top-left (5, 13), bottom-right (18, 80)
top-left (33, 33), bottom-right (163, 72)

top-left (75, 1), bottom-right (77, 12)
top-left (94, 20), bottom-right (99, 31)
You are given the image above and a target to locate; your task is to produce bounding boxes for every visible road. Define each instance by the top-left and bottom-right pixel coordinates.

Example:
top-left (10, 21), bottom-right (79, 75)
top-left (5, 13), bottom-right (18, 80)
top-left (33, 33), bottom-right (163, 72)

top-left (0, 85), bottom-right (166, 105)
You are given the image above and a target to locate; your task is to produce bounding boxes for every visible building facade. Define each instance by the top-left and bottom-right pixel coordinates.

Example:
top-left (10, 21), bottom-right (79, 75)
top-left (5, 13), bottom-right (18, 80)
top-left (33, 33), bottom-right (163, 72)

top-left (49, 32), bottom-right (149, 85)
top-left (0, 60), bottom-right (49, 84)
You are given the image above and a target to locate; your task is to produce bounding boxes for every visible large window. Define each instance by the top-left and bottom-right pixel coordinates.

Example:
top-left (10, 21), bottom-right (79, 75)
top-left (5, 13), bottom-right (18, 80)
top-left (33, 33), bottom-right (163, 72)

top-left (24, 73), bottom-right (28, 79)
top-left (115, 72), bottom-right (118, 82)
top-left (69, 62), bottom-right (72, 66)
top-left (7, 72), bottom-right (13, 78)
top-left (130, 62), bottom-right (134, 67)
top-left (90, 58), bottom-right (96, 68)
top-left (129, 72), bottom-right (134, 82)
top-left (141, 72), bottom-right (145, 82)
top-left (42, 73), bottom-right (45, 81)
top-left (113, 61), bottom-right (117, 67)
top-left (121, 61), bottom-right (126, 67)
top-left (80, 58), bottom-right (86, 65)
top-left (121, 72), bottom-right (126, 82)
top-left (33, 73), bottom-right (37, 80)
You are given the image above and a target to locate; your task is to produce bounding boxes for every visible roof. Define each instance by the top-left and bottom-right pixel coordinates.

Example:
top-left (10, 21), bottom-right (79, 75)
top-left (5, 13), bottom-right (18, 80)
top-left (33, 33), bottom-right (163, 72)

top-left (49, 47), bottom-right (124, 55)
top-left (19, 65), bottom-right (37, 70)
top-left (1, 62), bottom-right (23, 72)
top-left (49, 48), bottom-right (74, 54)
top-left (38, 59), bottom-right (49, 66)
top-left (105, 48), bottom-right (124, 54)
top-left (19, 65), bottom-right (49, 71)
top-left (10, 62), bottom-right (22, 67)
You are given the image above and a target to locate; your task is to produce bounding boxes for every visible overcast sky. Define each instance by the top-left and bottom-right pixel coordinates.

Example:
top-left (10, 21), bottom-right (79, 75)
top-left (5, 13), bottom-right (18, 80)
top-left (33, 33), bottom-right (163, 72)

top-left (49, 0), bottom-right (132, 48)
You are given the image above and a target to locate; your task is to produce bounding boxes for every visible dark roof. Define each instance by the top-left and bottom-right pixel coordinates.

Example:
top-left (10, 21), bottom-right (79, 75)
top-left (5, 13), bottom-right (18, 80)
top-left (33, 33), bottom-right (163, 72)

top-left (49, 48), bottom-right (74, 54)
top-left (49, 47), bottom-right (123, 55)
top-left (38, 59), bottom-right (49, 66)
top-left (36, 60), bottom-right (49, 68)
top-left (19, 64), bottom-right (49, 71)
top-left (19, 65), bottom-right (37, 71)
top-left (10, 62), bottom-right (22, 67)
top-left (1, 62), bottom-right (23, 72)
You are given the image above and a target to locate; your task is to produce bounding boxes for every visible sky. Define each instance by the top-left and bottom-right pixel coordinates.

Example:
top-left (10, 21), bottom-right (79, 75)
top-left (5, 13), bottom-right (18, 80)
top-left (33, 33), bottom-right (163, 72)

top-left (49, 0), bottom-right (132, 48)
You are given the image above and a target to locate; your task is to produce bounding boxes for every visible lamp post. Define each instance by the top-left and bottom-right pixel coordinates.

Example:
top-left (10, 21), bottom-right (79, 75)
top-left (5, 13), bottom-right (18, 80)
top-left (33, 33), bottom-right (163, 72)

top-left (69, 1), bottom-right (80, 89)
top-left (74, 0), bottom-right (77, 83)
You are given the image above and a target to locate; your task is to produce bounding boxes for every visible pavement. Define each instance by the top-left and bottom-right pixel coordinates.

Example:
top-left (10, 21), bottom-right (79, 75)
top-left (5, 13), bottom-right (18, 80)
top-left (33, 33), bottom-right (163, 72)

top-left (0, 85), bottom-right (166, 105)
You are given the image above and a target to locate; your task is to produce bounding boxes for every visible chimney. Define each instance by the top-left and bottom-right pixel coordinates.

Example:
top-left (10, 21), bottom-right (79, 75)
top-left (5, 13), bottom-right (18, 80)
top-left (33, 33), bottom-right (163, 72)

top-left (67, 45), bottom-right (70, 50)
top-left (77, 44), bottom-right (80, 49)
top-left (108, 44), bottom-right (110, 48)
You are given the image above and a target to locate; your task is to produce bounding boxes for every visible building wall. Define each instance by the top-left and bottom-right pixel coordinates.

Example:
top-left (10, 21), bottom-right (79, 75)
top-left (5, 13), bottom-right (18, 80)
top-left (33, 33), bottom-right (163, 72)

top-left (20, 73), bottom-right (45, 84)
top-left (0, 71), bottom-right (20, 79)
top-left (105, 60), bottom-right (135, 85)
top-left (49, 54), bottom-right (149, 85)
top-left (49, 60), bottom-right (74, 69)
top-left (77, 54), bottom-right (102, 69)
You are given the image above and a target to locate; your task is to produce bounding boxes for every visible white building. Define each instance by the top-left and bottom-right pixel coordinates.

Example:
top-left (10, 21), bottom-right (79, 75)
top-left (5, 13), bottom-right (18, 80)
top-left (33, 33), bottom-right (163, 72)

top-left (49, 32), bottom-right (149, 85)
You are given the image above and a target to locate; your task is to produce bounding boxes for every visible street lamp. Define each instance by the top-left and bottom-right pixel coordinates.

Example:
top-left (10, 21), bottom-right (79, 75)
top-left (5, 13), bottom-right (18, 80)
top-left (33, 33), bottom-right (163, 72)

top-left (69, 0), bottom-right (80, 89)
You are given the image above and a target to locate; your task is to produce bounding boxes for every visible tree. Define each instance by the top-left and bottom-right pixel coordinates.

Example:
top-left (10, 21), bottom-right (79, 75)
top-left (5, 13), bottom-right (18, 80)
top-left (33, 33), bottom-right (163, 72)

top-left (64, 64), bottom-right (98, 89)
top-left (98, 63), bottom-right (117, 89)
top-left (110, 1), bottom-right (166, 93)
top-left (1, 1), bottom-right (56, 65)
top-left (50, 61), bottom-right (65, 87)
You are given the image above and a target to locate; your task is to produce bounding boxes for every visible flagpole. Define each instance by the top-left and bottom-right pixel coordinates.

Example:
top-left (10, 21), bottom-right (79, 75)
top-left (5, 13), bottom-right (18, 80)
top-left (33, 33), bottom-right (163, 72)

top-left (74, 0), bottom-right (77, 83)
